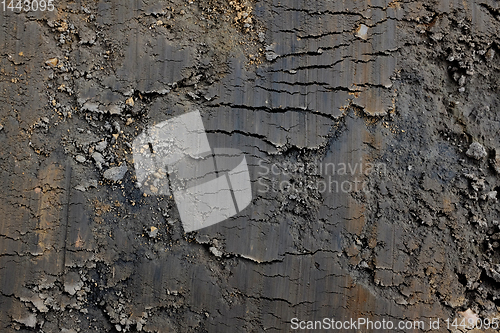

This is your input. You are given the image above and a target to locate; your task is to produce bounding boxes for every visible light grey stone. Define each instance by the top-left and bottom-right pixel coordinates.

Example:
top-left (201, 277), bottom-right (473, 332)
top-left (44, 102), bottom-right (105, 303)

top-left (95, 140), bottom-right (107, 152)
top-left (466, 142), bottom-right (487, 160)
top-left (103, 163), bottom-right (128, 182)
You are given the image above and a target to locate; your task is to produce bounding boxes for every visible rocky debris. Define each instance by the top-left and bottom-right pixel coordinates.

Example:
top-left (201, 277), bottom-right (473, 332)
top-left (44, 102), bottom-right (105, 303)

top-left (126, 97), bottom-right (134, 107)
top-left (113, 121), bottom-right (121, 133)
top-left (258, 31), bottom-right (265, 43)
top-left (485, 191), bottom-right (498, 202)
top-left (485, 48), bottom-right (495, 62)
top-left (209, 246), bottom-right (223, 258)
top-left (229, 0), bottom-right (254, 32)
top-left (103, 163), bottom-right (128, 182)
top-left (264, 44), bottom-right (279, 62)
top-left (57, 20), bottom-right (68, 32)
top-left (492, 149), bottom-right (500, 174)
top-left (92, 151), bottom-right (106, 169)
top-left (458, 308), bottom-right (479, 322)
top-left (75, 179), bottom-right (98, 192)
top-left (356, 24), bottom-right (369, 40)
top-left (13, 313), bottom-right (36, 328)
top-left (265, 51), bottom-right (279, 62)
top-left (485, 263), bottom-right (500, 282)
top-left (77, 83), bottom-right (126, 115)
top-left (45, 58), bottom-right (58, 67)
top-left (95, 140), bottom-right (107, 152)
top-left (147, 226), bottom-right (158, 238)
top-left (81, 101), bottom-right (101, 113)
top-left (464, 173), bottom-right (486, 193)
top-left (64, 272), bottom-right (83, 296)
top-left (0, 124), bottom-right (3, 131)
top-left (60, 329), bottom-right (77, 333)
top-left (75, 155), bottom-right (86, 163)
top-left (477, 218), bottom-right (488, 228)
top-left (458, 75), bottom-right (466, 86)
top-left (466, 142), bottom-right (487, 160)
top-left (187, 91), bottom-right (200, 100)
top-left (19, 292), bottom-right (49, 313)
top-left (74, 185), bottom-right (86, 192)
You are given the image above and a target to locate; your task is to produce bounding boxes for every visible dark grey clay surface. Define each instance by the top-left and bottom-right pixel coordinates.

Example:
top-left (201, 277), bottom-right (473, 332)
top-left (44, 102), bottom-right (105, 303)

top-left (0, 0), bottom-right (499, 331)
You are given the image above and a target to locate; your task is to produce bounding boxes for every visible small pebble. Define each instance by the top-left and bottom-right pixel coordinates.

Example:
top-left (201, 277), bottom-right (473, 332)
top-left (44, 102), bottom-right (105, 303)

top-left (209, 246), bottom-right (223, 257)
top-left (45, 58), bottom-right (58, 67)
top-left (126, 97), bottom-right (134, 107)
top-left (75, 155), bottom-right (86, 163)
top-left (466, 142), bottom-right (487, 160)
top-left (95, 141), bottom-right (107, 152)
top-left (147, 226), bottom-right (158, 238)
top-left (103, 163), bottom-right (128, 182)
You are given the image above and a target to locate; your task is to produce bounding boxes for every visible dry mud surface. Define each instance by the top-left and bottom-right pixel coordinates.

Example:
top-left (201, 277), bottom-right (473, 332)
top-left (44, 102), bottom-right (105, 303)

top-left (0, 0), bottom-right (499, 332)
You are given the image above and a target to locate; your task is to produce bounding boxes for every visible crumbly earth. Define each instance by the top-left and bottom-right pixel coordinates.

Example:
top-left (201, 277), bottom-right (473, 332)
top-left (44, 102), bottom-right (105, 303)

top-left (0, 0), bottom-right (499, 332)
